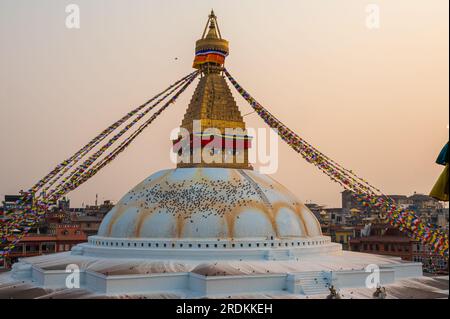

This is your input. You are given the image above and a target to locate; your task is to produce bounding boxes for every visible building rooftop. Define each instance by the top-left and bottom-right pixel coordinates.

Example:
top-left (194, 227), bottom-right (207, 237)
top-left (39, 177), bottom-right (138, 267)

top-left (350, 236), bottom-right (412, 243)
top-left (71, 215), bottom-right (102, 222)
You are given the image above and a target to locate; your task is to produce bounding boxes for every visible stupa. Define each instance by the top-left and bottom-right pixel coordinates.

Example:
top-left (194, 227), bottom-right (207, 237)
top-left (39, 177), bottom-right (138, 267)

top-left (0, 11), bottom-right (445, 299)
top-left (81, 9), bottom-right (335, 260)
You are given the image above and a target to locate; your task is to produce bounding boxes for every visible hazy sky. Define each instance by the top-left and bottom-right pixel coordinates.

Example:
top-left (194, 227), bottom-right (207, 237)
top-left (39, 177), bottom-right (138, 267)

top-left (0, 0), bottom-right (448, 208)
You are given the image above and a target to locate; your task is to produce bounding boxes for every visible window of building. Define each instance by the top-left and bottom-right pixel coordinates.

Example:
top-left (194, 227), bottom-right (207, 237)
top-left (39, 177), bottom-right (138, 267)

top-left (28, 245), bottom-right (38, 252)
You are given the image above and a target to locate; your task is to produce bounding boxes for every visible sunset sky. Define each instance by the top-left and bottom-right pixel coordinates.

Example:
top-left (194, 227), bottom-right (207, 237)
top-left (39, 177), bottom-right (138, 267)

top-left (0, 0), bottom-right (448, 208)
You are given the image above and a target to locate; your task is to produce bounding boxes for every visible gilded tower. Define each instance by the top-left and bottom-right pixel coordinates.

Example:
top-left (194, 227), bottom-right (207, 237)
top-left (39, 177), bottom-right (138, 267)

top-left (174, 11), bottom-right (252, 169)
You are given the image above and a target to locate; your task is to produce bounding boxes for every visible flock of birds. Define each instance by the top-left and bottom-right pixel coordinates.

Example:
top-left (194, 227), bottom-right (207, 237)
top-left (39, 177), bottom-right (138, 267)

top-left (122, 173), bottom-right (272, 221)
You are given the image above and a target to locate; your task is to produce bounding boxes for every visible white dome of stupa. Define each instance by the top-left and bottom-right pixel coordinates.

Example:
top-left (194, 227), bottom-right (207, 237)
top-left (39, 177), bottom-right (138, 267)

top-left (97, 167), bottom-right (322, 239)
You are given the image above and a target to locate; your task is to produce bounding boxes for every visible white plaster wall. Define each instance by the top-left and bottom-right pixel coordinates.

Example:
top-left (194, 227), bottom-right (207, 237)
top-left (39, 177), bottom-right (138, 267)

top-left (105, 273), bottom-right (189, 295)
top-left (381, 263), bottom-right (423, 279)
top-left (15, 259), bottom-right (424, 297)
top-left (77, 237), bottom-right (340, 261)
top-left (203, 274), bottom-right (287, 295)
top-left (332, 269), bottom-right (395, 288)
top-left (36, 270), bottom-right (70, 288)
top-left (31, 266), bottom-right (45, 286)
top-left (85, 271), bottom-right (107, 293)
top-left (11, 262), bottom-right (33, 281)
top-left (188, 273), bottom-right (207, 295)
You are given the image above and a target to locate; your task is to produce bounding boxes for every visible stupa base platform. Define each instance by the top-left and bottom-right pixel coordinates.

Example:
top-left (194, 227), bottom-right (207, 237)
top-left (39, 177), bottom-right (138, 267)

top-left (74, 235), bottom-right (340, 261)
top-left (1, 249), bottom-right (443, 299)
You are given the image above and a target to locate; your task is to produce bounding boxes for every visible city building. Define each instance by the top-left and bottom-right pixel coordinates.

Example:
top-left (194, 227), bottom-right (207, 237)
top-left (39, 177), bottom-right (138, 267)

top-left (349, 225), bottom-right (448, 274)
top-left (304, 191), bottom-right (448, 275)
top-left (0, 196), bottom-right (96, 269)
top-left (1, 224), bottom-right (87, 269)
top-left (412, 243), bottom-right (448, 274)
top-left (70, 215), bottom-right (103, 237)
top-left (349, 226), bottom-right (413, 260)
top-left (332, 226), bottom-right (357, 250)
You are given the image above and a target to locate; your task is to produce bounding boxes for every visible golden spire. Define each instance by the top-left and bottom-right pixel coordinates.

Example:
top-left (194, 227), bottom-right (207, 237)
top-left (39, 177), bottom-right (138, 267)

top-left (204, 10), bottom-right (221, 39)
top-left (193, 10), bottom-right (229, 71)
top-left (175, 11), bottom-right (252, 170)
